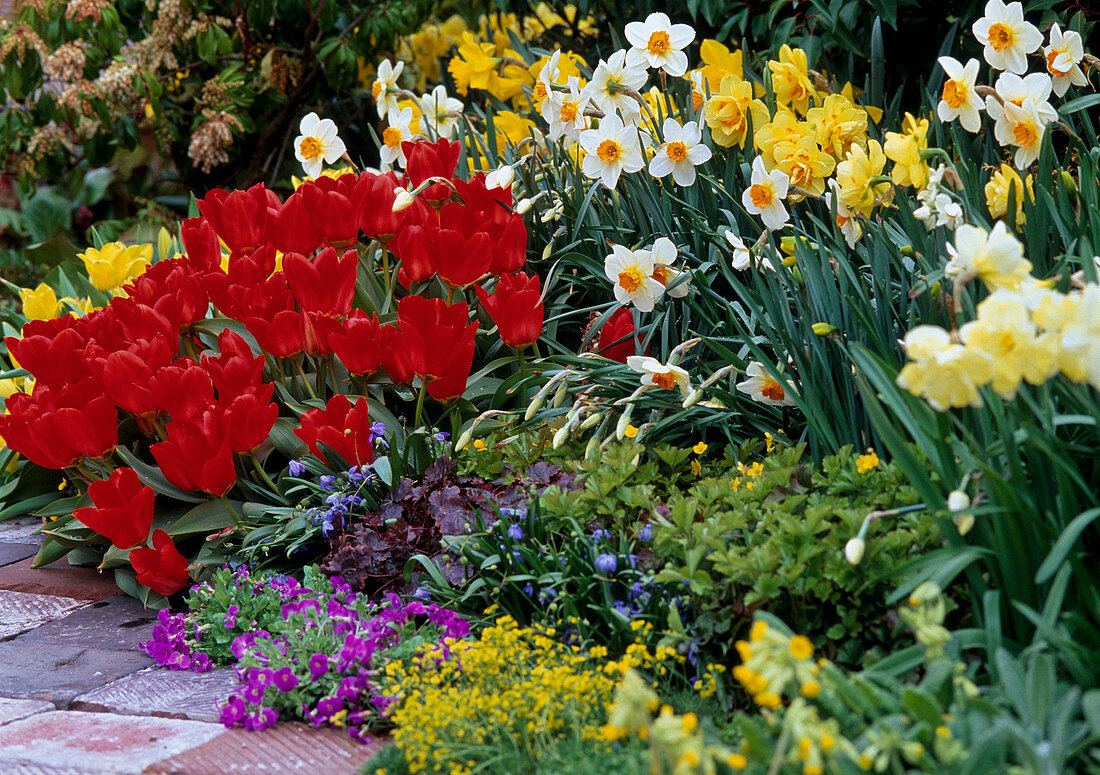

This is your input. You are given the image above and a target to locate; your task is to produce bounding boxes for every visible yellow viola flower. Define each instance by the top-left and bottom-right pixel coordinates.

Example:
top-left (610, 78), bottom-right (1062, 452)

top-left (834, 139), bottom-right (890, 218)
top-left (883, 112), bottom-right (931, 189)
top-left (805, 93), bottom-right (868, 160)
top-left (767, 45), bottom-right (815, 115)
top-left (753, 107), bottom-right (811, 167)
top-left (703, 75), bottom-right (769, 149)
top-left (18, 283), bottom-right (60, 321)
top-left (771, 134), bottom-right (835, 199)
top-left (79, 242), bottom-right (153, 292)
top-left (985, 163), bottom-right (1033, 225)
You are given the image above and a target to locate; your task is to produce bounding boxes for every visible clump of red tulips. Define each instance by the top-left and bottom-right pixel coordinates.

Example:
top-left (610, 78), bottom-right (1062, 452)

top-left (0, 138), bottom-right (545, 600)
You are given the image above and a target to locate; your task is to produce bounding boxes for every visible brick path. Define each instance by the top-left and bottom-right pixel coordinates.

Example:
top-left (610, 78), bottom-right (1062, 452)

top-left (0, 518), bottom-right (385, 774)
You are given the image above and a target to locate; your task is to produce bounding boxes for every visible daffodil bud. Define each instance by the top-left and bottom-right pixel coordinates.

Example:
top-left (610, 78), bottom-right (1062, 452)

top-left (585, 436), bottom-right (600, 459)
top-left (844, 537), bottom-right (865, 565)
top-left (487, 165), bottom-right (514, 190)
top-left (392, 188), bottom-right (415, 212)
top-left (946, 490), bottom-right (970, 511)
top-left (541, 242), bottom-right (554, 260)
top-left (900, 245), bottom-right (915, 257)
top-left (524, 393), bottom-right (544, 422)
top-left (812, 322), bottom-right (838, 336)
top-left (615, 407), bottom-right (633, 440)
top-left (552, 424), bottom-right (570, 449)
top-left (579, 411), bottom-right (602, 430)
top-left (455, 430), bottom-right (473, 452)
top-left (552, 381), bottom-right (568, 408)
top-left (1060, 170), bottom-right (1078, 197)
top-left (953, 513), bottom-right (975, 536)
top-left (515, 198), bottom-right (533, 215)
top-left (681, 389), bottom-right (704, 409)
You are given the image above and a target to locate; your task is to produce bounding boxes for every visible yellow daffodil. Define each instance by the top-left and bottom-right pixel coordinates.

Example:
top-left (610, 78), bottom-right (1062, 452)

top-left (985, 163), bottom-right (1032, 225)
top-left (896, 325), bottom-right (994, 411)
top-left (703, 75), bottom-right (768, 149)
top-left (753, 108), bottom-right (811, 167)
top-left (79, 242), bottom-right (153, 292)
top-left (805, 93), bottom-right (868, 160)
top-left (959, 290), bottom-right (1058, 398)
top-left (884, 112), bottom-right (931, 189)
top-left (944, 221), bottom-right (1033, 291)
top-left (834, 139), bottom-right (890, 218)
top-left (768, 45), bottom-right (815, 115)
top-left (771, 134), bottom-right (835, 199)
top-left (696, 39), bottom-right (743, 92)
top-left (972, 0), bottom-right (1042, 74)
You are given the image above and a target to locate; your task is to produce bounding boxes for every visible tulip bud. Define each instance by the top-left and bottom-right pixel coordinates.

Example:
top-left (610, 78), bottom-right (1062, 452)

top-left (946, 490), bottom-right (970, 511)
top-left (844, 537), bottom-right (865, 565)
top-left (524, 393), bottom-right (544, 421)
top-left (681, 389), bottom-right (704, 409)
top-left (392, 188), bottom-right (415, 212)
top-left (515, 198), bottom-right (533, 215)
top-left (552, 381), bottom-right (568, 409)
top-left (455, 430), bottom-right (473, 451)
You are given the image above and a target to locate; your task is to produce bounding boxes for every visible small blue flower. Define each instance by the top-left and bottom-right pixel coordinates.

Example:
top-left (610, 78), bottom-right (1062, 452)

top-left (499, 505), bottom-right (528, 520)
top-left (433, 431), bottom-right (449, 444)
top-left (507, 523), bottom-right (524, 540)
top-left (638, 524), bottom-right (653, 542)
top-left (538, 587), bottom-right (557, 605)
top-left (370, 422), bottom-right (387, 442)
top-left (522, 583), bottom-right (535, 596)
top-left (319, 475), bottom-right (336, 491)
top-left (591, 528), bottom-right (610, 542)
top-left (288, 460), bottom-right (306, 477)
top-left (412, 587), bottom-right (431, 600)
top-left (595, 553), bottom-right (617, 574)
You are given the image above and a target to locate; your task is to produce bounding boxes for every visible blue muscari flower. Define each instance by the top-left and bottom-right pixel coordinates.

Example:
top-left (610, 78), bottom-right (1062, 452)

top-left (507, 523), bottom-right (524, 540)
top-left (595, 553), bottom-right (617, 574)
top-left (288, 460), bottom-right (306, 477)
top-left (370, 422), bottom-right (387, 442)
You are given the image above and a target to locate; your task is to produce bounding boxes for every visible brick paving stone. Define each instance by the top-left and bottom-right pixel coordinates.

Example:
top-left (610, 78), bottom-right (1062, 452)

top-left (0, 710), bottom-right (224, 774)
top-left (2, 766), bottom-right (102, 775)
top-left (0, 641), bottom-right (153, 706)
top-left (0, 697), bottom-right (54, 725)
top-left (0, 557), bottom-right (122, 601)
top-left (145, 723), bottom-right (387, 775)
top-left (0, 542), bottom-right (39, 567)
top-left (18, 595), bottom-right (157, 651)
top-left (0, 518), bottom-right (45, 545)
top-left (0, 590), bottom-right (86, 640)
top-left (73, 667), bottom-right (239, 723)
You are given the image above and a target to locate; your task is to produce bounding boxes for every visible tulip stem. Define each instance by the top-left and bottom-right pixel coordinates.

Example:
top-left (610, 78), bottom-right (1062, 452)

top-left (220, 496), bottom-right (242, 526)
top-left (414, 381), bottom-right (428, 429)
top-left (292, 358), bottom-right (318, 400)
top-left (515, 347), bottom-right (528, 380)
top-left (249, 454), bottom-right (278, 493)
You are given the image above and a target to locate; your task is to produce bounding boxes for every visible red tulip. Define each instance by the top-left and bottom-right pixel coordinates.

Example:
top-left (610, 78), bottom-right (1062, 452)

top-left (392, 223), bottom-right (438, 284)
top-left (298, 177), bottom-right (360, 246)
top-left (0, 379), bottom-right (118, 468)
top-left (123, 258), bottom-right (210, 331)
top-left (150, 412), bottom-right (237, 496)
top-left (270, 191), bottom-right (323, 256)
top-left (597, 307), bottom-right (643, 363)
top-left (379, 295), bottom-right (477, 401)
top-left (492, 214), bottom-right (528, 274)
top-left (197, 183), bottom-right (281, 252)
top-left (360, 171), bottom-right (428, 243)
top-left (73, 467), bottom-right (154, 550)
top-left (181, 217), bottom-right (222, 271)
top-left (220, 392), bottom-right (278, 454)
top-left (149, 361), bottom-right (215, 423)
top-left (5, 316), bottom-right (91, 389)
top-left (330, 310), bottom-right (382, 375)
top-left (283, 247), bottom-right (357, 317)
top-left (293, 394), bottom-right (375, 468)
top-left (96, 335), bottom-right (175, 417)
top-left (434, 203), bottom-right (493, 288)
top-left (475, 272), bottom-right (543, 349)
top-left (201, 329), bottom-right (269, 399)
top-left (244, 310), bottom-right (304, 359)
top-left (403, 138), bottom-right (460, 205)
top-left (130, 529), bottom-right (190, 596)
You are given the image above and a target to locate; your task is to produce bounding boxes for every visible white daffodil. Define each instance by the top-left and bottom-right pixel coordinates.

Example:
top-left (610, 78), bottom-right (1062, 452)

top-left (649, 118), bottom-right (711, 187)
top-left (626, 355), bottom-right (693, 396)
top-left (986, 72), bottom-right (1057, 169)
top-left (584, 49), bottom-right (648, 121)
top-left (294, 113), bottom-right (346, 179)
top-left (936, 56), bottom-right (984, 133)
top-left (724, 230), bottom-right (774, 271)
top-left (604, 243), bottom-right (665, 312)
top-left (824, 180), bottom-right (863, 247)
top-left (579, 112), bottom-right (646, 189)
top-left (418, 84), bottom-right (463, 139)
top-left (945, 221), bottom-right (1033, 290)
top-left (543, 76), bottom-right (590, 141)
top-left (624, 12), bottom-right (695, 77)
top-left (485, 164), bottom-right (515, 191)
top-left (736, 361), bottom-right (797, 407)
top-left (972, 0), bottom-right (1042, 74)
top-left (379, 106), bottom-right (414, 169)
top-left (646, 237), bottom-right (690, 299)
top-left (372, 59), bottom-right (405, 118)
top-left (742, 156), bottom-right (790, 231)
top-left (535, 50), bottom-right (562, 110)
top-left (1044, 23), bottom-right (1087, 97)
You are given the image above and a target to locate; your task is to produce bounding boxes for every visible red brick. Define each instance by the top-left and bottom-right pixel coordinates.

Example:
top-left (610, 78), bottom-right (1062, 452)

top-left (0, 698), bottom-right (53, 726)
top-left (144, 722), bottom-right (388, 775)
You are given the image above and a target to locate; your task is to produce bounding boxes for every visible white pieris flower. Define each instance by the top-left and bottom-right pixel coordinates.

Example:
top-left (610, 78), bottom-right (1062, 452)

top-left (624, 12), bottom-right (695, 77)
top-left (604, 243), bottom-right (665, 312)
top-left (649, 118), bottom-right (711, 187)
top-left (418, 84), bottom-right (463, 139)
top-left (936, 57), bottom-right (984, 133)
top-left (626, 355), bottom-right (693, 396)
top-left (379, 106), bottom-right (413, 169)
top-left (742, 156), bottom-right (790, 231)
top-left (736, 361), bottom-right (797, 406)
top-left (579, 112), bottom-right (646, 190)
top-left (372, 59), bottom-right (405, 118)
top-left (584, 49), bottom-right (647, 120)
top-left (543, 76), bottom-right (590, 141)
top-left (1044, 23), bottom-right (1087, 97)
top-left (971, 0), bottom-right (1042, 74)
top-left (294, 113), bottom-right (346, 179)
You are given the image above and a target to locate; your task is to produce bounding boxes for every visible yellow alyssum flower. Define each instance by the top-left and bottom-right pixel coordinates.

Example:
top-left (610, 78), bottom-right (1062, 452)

top-left (753, 108), bottom-right (811, 167)
top-left (883, 112), bottom-right (931, 189)
top-left (19, 283), bottom-right (60, 321)
top-left (703, 75), bottom-right (768, 149)
top-left (78, 242), bottom-right (153, 292)
top-left (834, 139), bottom-right (890, 217)
top-left (805, 93), bottom-right (868, 160)
top-left (771, 134), bottom-right (835, 199)
top-left (985, 163), bottom-right (1033, 225)
top-left (768, 45), bottom-right (815, 115)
